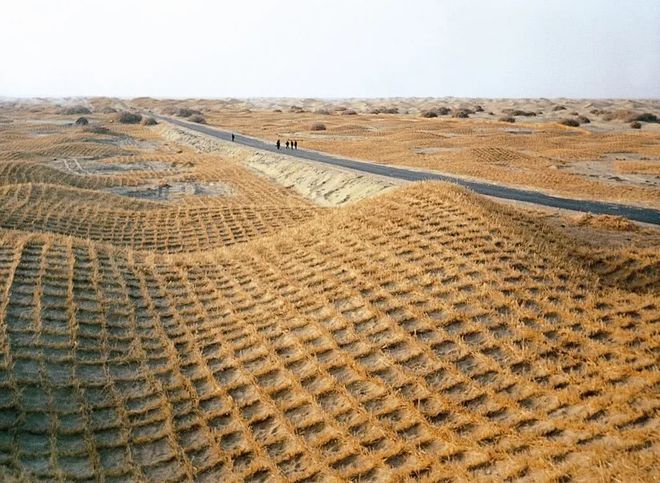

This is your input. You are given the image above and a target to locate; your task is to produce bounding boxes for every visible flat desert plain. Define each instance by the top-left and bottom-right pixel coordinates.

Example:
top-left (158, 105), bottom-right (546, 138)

top-left (0, 98), bottom-right (658, 481)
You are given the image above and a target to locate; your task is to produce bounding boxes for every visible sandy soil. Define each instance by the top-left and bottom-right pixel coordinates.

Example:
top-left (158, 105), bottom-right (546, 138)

top-left (106, 180), bottom-right (232, 201)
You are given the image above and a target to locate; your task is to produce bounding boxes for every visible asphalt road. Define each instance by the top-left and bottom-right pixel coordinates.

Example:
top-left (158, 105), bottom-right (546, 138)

top-left (158, 115), bottom-right (660, 225)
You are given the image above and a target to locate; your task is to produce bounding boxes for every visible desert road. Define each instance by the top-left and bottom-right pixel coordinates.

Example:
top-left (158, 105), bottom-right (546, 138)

top-left (158, 115), bottom-right (660, 225)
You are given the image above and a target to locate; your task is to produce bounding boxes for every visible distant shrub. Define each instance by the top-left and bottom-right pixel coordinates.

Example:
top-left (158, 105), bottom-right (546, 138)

top-left (474, 105), bottom-right (484, 112)
top-left (553, 105), bottom-right (567, 111)
top-left (630, 121), bottom-right (642, 129)
top-left (175, 108), bottom-right (202, 118)
top-left (577, 115), bottom-right (591, 124)
top-left (630, 112), bottom-right (659, 123)
top-left (289, 105), bottom-right (304, 113)
top-left (59, 105), bottom-right (91, 115)
top-left (118, 112), bottom-right (142, 124)
top-left (188, 114), bottom-right (206, 124)
top-left (272, 109), bottom-right (282, 112)
top-left (452, 110), bottom-right (470, 119)
top-left (559, 118), bottom-right (580, 127)
top-left (382, 107), bottom-right (399, 114)
top-left (436, 107), bottom-right (451, 115)
top-left (310, 122), bottom-right (327, 131)
top-left (504, 109), bottom-right (536, 117)
top-left (83, 125), bottom-right (112, 135)
top-left (142, 117), bottom-right (158, 126)
top-left (499, 116), bottom-right (516, 123)
top-left (314, 109), bottom-right (330, 115)
top-left (421, 111), bottom-right (438, 118)
top-left (100, 106), bottom-right (117, 114)
top-left (75, 117), bottom-right (89, 125)
top-left (342, 109), bottom-right (357, 115)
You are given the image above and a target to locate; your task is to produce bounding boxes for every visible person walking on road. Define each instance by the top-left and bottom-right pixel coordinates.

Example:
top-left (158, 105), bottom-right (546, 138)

top-left (231, 133), bottom-right (235, 142)
top-left (276, 139), bottom-right (281, 150)
top-left (285, 140), bottom-right (289, 149)
top-left (294, 140), bottom-right (298, 150)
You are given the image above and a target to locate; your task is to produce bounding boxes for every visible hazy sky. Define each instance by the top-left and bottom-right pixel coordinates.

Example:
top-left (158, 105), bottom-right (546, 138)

top-left (1, 0), bottom-right (659, 98)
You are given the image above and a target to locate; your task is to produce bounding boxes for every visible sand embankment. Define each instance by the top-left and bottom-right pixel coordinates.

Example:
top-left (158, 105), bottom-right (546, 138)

top-left (158, 124), bottom-right (400, 207)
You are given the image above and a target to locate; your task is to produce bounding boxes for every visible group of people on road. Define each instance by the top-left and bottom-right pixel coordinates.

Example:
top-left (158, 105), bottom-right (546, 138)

top-left (276, 139), bottom-right (297, 150)
top-left (231, 133), bottom-right (299, 151)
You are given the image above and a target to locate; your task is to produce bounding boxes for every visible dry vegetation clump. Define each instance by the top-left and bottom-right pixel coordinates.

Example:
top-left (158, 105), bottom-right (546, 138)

top-left (314, 108), bottom-right (330, 115)
top-left (421, 110), bottom-right (438, 118)
top-left (117, 111), bottom-right (142, 124)
top-left (552, 104), bottom-right (567, 111)
top-left (573, 212), bottom-right (638, 231)
top-left (499, 116), bottom-right (516, 123)
top-left (630, 121), bottom-right (642, 129)
top-left (100, 106), bottom-right (117, 114)
top-left (82, 125), bottom-right (112, 135)
top-left (576, 115), bottom-right (591, 124)
top-left (503, 109), bottom-right (536, 117)
top-left (452, 109), bottom-right (470, 118)
top-left (58, 104), bottom-right (91, 115)
top-left (174, 107), bottom-right (203, 118)
top-left (188, 114), bottom-right (207, 124)
top-left (559, 118), bottom-right (580, 127)
top-left (142, 116), bottom-right (158, 126)
top-left (342, 109), bottom-right (357, 115)
top-left (74, 116), bottom-right (89, 126)
top-left (310, 122), bottom-right (327, 131)
top-left (629, 112), bottom-right (659, 123)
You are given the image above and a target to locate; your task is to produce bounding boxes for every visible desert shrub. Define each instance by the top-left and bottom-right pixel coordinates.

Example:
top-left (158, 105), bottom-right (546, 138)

top-left (83, 125), bottom-right (112, 135)
top-left (421, 111), bottom-right (438, 118)
top-left (577, 115), bottom-right (591, 124)
top-left (310, 122), bottom-right (327, 131)
top-left (452, 110), bottom-right (470, 119)
top-left (342, 109), bottom-right (357, 115)
top-left (499, 116), bottom-right (516, 123)
top-left (504, 109), bottom-right (536, 117)
top-left (75, 117), bottom-right (89, 126)
top-left (59, 105), bottom-right (91, 115)
top-left (175, 108), bottom-right (202, 118)
top-left (474, 105), bottom-right (484, 112)
top-left (314, 109), bottom-right (330, 115)
top-left (142, 117), bottom-right (158, 126)
top-left (436, 107), bottom-right (451, 115)
top-left (382, 107), bottom-right (399, 114)
top-left (188, 114), bottom-right (206, 124)
top-left (553, 105), bottom-right (567, 111)
top-left (559, 118), bottom-right (580, 127)
top-left (630, 112), bottom-right (659, 123)
top-left (272, 108), bottom-right (282, 113)
top-left (630, 121), bottom-right (642, 129)
top-left (100, 106), bottom-right (117, 114)
top-left (117, 112), bottom-right (142, 124)
top-left (369, 108), bottom-right (382, 114)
